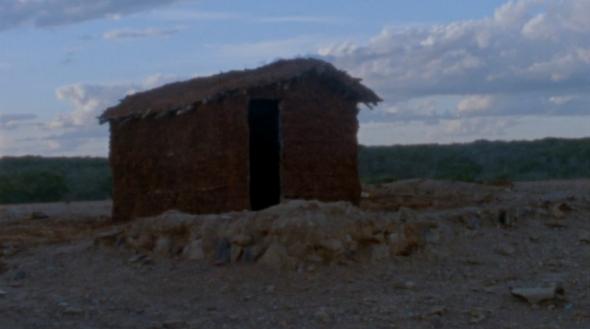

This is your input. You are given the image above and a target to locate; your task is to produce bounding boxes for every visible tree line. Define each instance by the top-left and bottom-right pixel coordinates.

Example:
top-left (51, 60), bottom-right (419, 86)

top-left (1, 137), bottom-right (589, 204)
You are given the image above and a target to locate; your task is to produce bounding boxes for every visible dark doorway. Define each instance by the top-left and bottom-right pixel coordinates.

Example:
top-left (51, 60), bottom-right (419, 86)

top-left (248, 99), bottom-right (281, 210)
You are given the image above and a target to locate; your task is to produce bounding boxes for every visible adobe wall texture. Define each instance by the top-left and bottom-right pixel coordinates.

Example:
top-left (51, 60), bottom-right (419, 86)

top-left (279, 79), bottom-right (361, 205)
top-left (109, 77), bottom-right (361, 221)
top-left (109, 96), bottom-right (250, 221)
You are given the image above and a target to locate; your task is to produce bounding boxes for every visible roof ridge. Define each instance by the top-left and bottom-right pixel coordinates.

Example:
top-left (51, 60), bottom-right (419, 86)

top-left (100, 58), bottom-right (381, 123)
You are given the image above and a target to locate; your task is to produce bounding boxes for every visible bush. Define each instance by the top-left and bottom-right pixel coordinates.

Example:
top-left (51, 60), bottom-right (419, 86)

top-left (0, 171), bottom-right (69, 204)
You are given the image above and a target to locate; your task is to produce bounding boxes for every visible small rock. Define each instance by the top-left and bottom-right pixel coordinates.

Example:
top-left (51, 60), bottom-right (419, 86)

top-left (399, 207), bottom-right (417, 222)
top-left (162, 320), bottom-right (188, 329)
top-left (463, 216), bottom-right (481, 230)
top-left (468, 309), bottom-right (487, 324)
top-left (265, 285), bottom-right (275, 293)
top-left (510, 284), bottom-right (565, 305)
top-left (63, 306), bottom-right (83, 315)
top-left (545, 220), bottom-right (567, 228)
top-left (29, 211), bottom-right (49, 220)
top-left (314, 308), bottom-right (332, 323)
top-left (214, 239), bottom-right (231, 265)
top-left (59, 302), bottom-right (83, 315)
top-left (128, 254), bottom-right (153, 265)
top-left (258, 243), bottom-right (289, 270)
top-left (182, 240), bottom-right (204, 260)
top-left (551, 203), bottom-right (572, 218)
top-left (230, 246), bottom-right (243, 263)
top-left (0, 289), bottom-right (6, 297)
top-left (497, 209), bottom-right (516, 227)
top-left (371, 244), bottom-right (390, 262)
top-left (428, 306), bottom-right (447, 316)
top-left (13, 271), bottom-right (26, 281)
top-left (154, 237), bottom-right (172, 256)
top-left (94, 229), bottom-right (124, 247)
top-left (494, 244), bottom-right (516, 256)
top-left (529, 234), bottom-right (541, 242)
top-left (319, 239), bottom-right (344, 253)
top-left (393, 281), bottom-right (416, 290)
top-left (578, 231), bottom-right (590, 244)
top-left (231, 234), bottom-right (253, 246)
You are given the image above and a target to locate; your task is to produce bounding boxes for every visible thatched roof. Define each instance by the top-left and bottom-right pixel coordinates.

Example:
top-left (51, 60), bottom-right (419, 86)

top-left (99, 58), bottom-right (381, 123)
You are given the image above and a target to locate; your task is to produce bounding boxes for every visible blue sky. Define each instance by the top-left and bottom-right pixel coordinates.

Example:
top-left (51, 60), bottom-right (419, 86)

top-left (0, 0), bottom-right (589, 156)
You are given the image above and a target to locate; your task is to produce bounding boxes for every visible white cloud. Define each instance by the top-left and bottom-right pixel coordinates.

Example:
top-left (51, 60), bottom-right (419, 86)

top-left (322, 0), bottom-right (590, 127)
top-left (257, 16), bottom-right (343, 24)
top-left (51, 74), bottom-right (176, 129)
top-left (210, 35), bottom-right (331, 61)
top-left (439, 117), bottom-right (517, 138)
top-left (152, 10), bottom-right (242, 22)
top-left (1, 73), bottom-right (179, 156)
top-left (153, 10), bottom-right (344, 25)
top-left (103, 27), bottom-right (182, 40)
top-left (0, 113), bottom-right (37, 130)
top-left (549, 95), bottom-right (575, 105)
top-left (0, 0), bottom-right (184, 31)
top-left (457, 95), bottom-right (494, 114)
top-left (34, 74), bottom-right (179, 154)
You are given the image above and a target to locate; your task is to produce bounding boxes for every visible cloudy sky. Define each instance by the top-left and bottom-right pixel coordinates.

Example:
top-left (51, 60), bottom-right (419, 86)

top-left (0, 0), bottom-right (589, 156)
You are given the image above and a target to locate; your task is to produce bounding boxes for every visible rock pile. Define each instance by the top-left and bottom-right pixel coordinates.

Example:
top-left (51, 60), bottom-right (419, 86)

top-left (95, 196), bottom-right (579, 270)
top-left (96, 200), bottom-right (441, 270)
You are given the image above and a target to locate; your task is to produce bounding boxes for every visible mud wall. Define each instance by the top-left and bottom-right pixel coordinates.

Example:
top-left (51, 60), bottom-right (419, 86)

top-left (109, 77), bottom-right (362, 221)
top-left (109, 96), bottom-right (250, 221)
top-left (279, 78), bottom-right (361, 205)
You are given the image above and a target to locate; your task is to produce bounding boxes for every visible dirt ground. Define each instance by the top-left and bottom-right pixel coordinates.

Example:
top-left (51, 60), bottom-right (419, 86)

top-left (1, 180), bottom-right (590, 329)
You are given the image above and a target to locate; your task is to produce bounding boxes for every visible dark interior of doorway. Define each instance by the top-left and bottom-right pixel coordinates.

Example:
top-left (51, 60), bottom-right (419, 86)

top-left (248, 99), bottom-right (281, 211)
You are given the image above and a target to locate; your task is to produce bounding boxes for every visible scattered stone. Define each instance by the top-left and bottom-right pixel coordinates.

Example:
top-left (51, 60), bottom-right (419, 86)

top-left (265, 285), bottom-right (275, 293)
top-left (154, 237), bottom-right (172, 256)
top-left (13, 270), bottom-right (26, 281)
top-left (94, 229), bottom-right (124, 247)
top-left (259, 244), bottom-right (290, 270)
top-left (28, 211), bottom-right (49, 220)
top-left (319, 239), bottom-right (345, 253)
top-left (551, 203), bottom-right (573, 218)
top-left (393, 281), bottom-right (416, 290)
top-left (468, 309), bottom-right (487, 324)
top-left (162, 320), bottom-right (188, 329)
top-left (128, 254), bottom-right (153, 265)
top-left (314, 308), bottom-right (332, 323)
top-left (0, 244), bottom-right (19, 257)
top-left (498, 209), bottom-right (516, 227)
top-left (510, 284), bottom-right (565, 305)
top-left (529, 234), bottom-right (541, 243)
top-left (62, 306), bottom-right (83, 315)
top-left (578, 231), bottom-right (590, 244)
top-left (494, 244), bottom-right (516, 256)
top-left (214, 239), bottom-right (231, 265)
top-left (58, 302), bottom-right (83, 316)
top-left (545, 220), bottom-right (568, 228)
top-left (399, 207), bottom-right (417, 222)
top-left (463, 216), bottom-right (481, 230)
top-left (231, 234), bottom-right (253, 247)
top-left (371, 244), bottom-right (390, 262)
top-left (0, 289), bottom-right (6, 297)
top-left (230, 246), bottom-right (243, 263)
top-left (428, 306), bottom-right (447, 316)
top-left (182, 240), bottom-right (204, 260)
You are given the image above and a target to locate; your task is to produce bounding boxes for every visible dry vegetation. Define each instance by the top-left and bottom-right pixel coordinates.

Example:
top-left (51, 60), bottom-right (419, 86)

top-left (1, 180), bottom-right (590, 328)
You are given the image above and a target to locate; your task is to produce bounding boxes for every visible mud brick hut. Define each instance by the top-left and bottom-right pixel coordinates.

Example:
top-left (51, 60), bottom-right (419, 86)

top-left (100, 58), bottom-right (381, 221)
